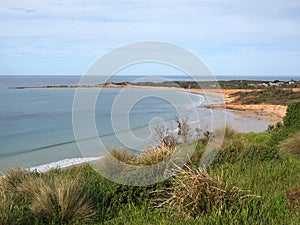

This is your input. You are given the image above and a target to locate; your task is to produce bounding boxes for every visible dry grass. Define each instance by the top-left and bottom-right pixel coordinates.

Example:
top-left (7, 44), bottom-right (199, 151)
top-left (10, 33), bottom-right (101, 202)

top-left (214, 126), bottom-right (241, 149)
top-left (155, 166), bottom-right (258, 218)
top-left (286, 186), bottom-right (300, 214)
top-left (280, 131), bottom-right (300, 156)
top-left (0, 168), bottom-right (30, 192)
top-left (0, 190), bottom-right (23, 225)
top-left (108, 148), bottom-right (135, 164)
top-left (105, 145), bottom-right (174, 167)
top-left (18, 174), bottom-right (96, 224)
top-left (135, 145), bottom-right (173, 166)
top-left (0, 168), bottom-right (96, 224)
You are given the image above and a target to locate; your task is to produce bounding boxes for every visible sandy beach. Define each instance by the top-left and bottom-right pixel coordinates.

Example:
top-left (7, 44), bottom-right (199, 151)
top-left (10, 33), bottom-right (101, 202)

top-left (18, 82), bottom-right (289, 125)
top-left (100, 83), bottom-right (288, 125)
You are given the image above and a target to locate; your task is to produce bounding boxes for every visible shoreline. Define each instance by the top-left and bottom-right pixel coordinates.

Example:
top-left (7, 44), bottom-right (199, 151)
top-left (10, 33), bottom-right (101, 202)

top-left (4, 84), bottom-right (289, 173)
top-left (14, 82), bottom-right (287, 125)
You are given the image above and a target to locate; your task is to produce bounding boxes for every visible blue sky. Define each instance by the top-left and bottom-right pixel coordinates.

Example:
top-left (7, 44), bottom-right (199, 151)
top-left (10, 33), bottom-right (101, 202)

top-left (0, 0), bottom-right (300, 76)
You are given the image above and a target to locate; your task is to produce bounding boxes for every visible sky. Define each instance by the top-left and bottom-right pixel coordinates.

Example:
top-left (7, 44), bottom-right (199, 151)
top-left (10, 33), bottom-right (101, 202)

top-left (0, 0), bottom-right (300, 76)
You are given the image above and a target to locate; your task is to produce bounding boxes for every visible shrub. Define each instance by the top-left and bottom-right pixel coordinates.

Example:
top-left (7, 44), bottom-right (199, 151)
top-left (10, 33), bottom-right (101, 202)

top-left (212, 130), bottom-right (280, 166)
top-left (269, 102), bottom-right (300, 146)
top-left (175, 116), bottom-right (192, 143)
top-left (154, 125), bottom-right (179, 149)
top-left (284, 102), bottom-right (300, 129)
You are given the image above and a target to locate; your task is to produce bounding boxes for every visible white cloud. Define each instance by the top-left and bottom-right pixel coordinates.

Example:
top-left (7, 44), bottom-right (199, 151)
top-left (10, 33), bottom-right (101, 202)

top-left (0, 0), bottom-right (299, 75)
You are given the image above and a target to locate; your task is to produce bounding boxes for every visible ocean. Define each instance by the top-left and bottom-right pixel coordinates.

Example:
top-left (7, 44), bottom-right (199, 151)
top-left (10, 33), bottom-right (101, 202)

top-left (0, 75), bottom-right (297, 172)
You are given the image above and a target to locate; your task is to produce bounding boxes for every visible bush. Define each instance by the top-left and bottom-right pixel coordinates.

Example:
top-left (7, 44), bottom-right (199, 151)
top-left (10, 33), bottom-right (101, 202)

top-left (211, 130), bottom-right (280, 167)
top-left (269, 102), bottom-right (300, 146)
top-left (284, 102), bottom-right (300, 129)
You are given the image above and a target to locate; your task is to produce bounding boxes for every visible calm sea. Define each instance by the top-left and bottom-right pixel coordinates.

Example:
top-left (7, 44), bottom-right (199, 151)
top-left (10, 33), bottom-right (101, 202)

top-left (0, 75), bottom-right (298, 172)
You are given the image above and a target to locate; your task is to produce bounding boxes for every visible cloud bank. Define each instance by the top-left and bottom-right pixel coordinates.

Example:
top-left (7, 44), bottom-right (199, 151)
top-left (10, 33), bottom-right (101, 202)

top-left (0, 0), bottom-right (299, 75)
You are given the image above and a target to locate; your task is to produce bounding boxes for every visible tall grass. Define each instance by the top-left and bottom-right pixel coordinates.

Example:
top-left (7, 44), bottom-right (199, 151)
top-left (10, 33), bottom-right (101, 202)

top-left (155, 165), bottom-right (258, 218)
top-left (280, 131), bottom-right (300, 156)
top-left (0, 190), bottom-right (27, 225)
top-left (20, 174), bottom-right (95, 224)
top-left (0, 168), bottom-right (96, 224)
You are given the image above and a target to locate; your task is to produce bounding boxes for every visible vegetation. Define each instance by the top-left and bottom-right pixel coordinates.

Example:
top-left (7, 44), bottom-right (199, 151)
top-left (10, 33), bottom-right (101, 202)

top-left (131, 79), bottom-right (300, 90)
top-left (1, 102), bottom-right (300, 224)
top-left (230, 88), bottom-right (300, 105)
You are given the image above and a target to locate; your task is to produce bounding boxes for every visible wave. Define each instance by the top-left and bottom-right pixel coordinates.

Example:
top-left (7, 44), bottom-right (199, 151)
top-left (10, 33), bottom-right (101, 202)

top-left (27, 157), bottom-right (101, 173)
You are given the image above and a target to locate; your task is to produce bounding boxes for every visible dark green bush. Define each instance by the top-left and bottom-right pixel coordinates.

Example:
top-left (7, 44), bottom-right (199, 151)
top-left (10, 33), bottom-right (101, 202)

top-left (284, 102), bottom-right (300, 129)
top-left (269, 102), bottom-right (300, 146)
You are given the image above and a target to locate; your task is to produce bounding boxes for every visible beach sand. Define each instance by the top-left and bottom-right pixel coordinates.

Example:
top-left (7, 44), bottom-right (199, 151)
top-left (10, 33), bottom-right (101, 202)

top-left (101, 84), bottom-right (287, 125)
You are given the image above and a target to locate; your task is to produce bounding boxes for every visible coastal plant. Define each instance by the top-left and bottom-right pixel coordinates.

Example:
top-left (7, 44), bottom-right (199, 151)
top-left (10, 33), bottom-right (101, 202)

top-left (108, 148), bottom-right (135, 164)
top-left (17, 173), bottom-right (96, 224)
top-left (155, 165), bottom-right (257, 218)
top-left (0, 168), bottom-right (30, 192)
top-left (135, 145), bottom-right (174, 166)
top-left (269, 101), bottom-right (300, 146)
top-left (0, 190), bottom-right (28, 225)
top-left (284, 101), bottom-right (300, 129)
top-left (0, 169), bottom-right (36, 224)
top-left (175, 116), bottom-right (192, 143)
top-left (280, 131), bottom-right (300, 157)
top-left (154, 125), bottom-right (179, 149)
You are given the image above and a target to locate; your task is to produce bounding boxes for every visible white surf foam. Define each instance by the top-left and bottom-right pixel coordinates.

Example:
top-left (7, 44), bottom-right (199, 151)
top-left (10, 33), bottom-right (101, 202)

top-left (27, 157), bottom-right (101, 173)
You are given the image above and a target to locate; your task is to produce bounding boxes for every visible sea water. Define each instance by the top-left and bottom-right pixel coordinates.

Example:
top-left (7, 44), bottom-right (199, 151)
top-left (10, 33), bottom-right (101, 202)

top-left (0, 75), bottom-right (288, 172)
top-left (0, 76), bottom-right (209, 171)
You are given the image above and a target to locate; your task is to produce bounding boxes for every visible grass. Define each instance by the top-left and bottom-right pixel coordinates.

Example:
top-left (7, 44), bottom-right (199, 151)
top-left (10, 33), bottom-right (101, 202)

top-left (155, 165), bottom-right (258, 218)
top-left (0, 168), bottom-right (96, 224)
top-left (280, 131), bottom-right (300, 157)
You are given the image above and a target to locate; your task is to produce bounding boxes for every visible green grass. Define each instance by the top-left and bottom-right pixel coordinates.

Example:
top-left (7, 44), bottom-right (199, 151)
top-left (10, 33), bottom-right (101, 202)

top-left (1, 134), bottom-right (299, 224)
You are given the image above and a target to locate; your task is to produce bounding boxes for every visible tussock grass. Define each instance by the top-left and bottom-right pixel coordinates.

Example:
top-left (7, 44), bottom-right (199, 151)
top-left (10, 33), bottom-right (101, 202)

top-left (155, 166), bottom-right (258, 218)
top-left (0, 168), bottom-right (31, 192)
top-left (280, 131), bottom-right (300, 156)
top-left (104, 145), bottom-right (174, 167)
top-left (108, 148), bottom-right (135, 164)
top-left (0, 168), bottom-right (96, 224)
top-left (21, 175), bottom-right (95, 224)
top-left (135, 145), bottom-right (173, 166)
top-left (0, 190), bottom-right (25, 225)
